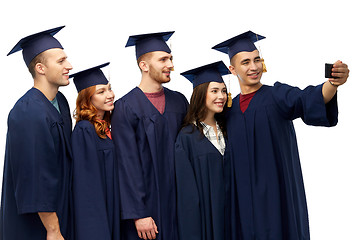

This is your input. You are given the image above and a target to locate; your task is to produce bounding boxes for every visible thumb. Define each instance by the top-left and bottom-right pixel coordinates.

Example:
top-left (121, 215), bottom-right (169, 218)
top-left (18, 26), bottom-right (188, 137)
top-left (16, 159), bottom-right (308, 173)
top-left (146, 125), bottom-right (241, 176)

top-left (152, 220), bottom-right (158, 233)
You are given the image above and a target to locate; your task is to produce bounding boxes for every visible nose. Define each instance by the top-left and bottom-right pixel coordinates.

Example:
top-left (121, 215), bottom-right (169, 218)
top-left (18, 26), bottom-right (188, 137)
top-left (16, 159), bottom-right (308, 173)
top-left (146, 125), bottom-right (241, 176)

top-left (66, 61), bottom-right (73, 70)
top-left (107, 90), bottom-right (115, 99)
top-left (218, 91), bottom-right (227, 100)
top-left (250, 60), bottom-right (261, 71)
top-left (167, 59), bottom-right (174, 69)
top-left (250, 61), bottom-right (257, 70)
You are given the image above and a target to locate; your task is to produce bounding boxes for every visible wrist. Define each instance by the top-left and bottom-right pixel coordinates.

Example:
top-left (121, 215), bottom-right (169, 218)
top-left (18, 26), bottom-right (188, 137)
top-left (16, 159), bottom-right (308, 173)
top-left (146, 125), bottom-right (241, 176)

top-left (328, 80), bottom-right (339, 87)
top-left (46, 228), bottom-right (63, 240)
top-left (46, 225), bottom-right (61, 234)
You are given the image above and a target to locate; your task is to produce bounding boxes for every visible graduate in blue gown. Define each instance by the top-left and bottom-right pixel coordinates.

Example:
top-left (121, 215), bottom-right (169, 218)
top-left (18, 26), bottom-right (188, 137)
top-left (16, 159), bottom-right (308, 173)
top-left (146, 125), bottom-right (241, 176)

top-left (112, 31), bottom-right (188, 240)
top-left (212, 31), bottom-right (350, 240)
top-left (70, 63), bottom-right (121, 240)
top-left (0, 26), bottom-right (73, 240)
top-left (175, 61), bottom-right (232, 240)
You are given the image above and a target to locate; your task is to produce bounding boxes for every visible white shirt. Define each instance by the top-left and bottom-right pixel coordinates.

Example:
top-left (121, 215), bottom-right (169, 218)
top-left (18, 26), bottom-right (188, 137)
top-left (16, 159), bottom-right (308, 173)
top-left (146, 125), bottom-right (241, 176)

top-left (200, 121), bottom-right (226, 156)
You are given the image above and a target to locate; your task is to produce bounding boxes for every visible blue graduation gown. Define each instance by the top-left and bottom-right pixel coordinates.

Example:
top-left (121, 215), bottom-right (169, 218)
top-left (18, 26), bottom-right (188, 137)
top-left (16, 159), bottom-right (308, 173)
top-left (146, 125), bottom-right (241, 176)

top-left (0, 88), bottom-right (72, 240)
top-left (175, 125), bottom-right (231, 240)
top-left (111, 87), bottom-right (188, 240)
top-left (71, 120), bottom-right (121, 240)
top-left (227, 82), bottom-right (338, 240)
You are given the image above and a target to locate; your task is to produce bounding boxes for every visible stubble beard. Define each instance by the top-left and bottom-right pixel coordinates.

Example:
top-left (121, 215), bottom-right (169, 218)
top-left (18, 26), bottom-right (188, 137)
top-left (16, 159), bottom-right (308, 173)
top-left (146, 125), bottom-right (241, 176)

top-left (149, 65), bottom-right (171, 84)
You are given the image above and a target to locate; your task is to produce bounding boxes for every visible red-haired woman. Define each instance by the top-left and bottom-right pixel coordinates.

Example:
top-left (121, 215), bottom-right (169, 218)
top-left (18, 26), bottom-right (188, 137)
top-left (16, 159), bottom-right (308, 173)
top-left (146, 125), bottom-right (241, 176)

top-left (70, 63), bottom-right (120, 240)
top-left (175, 61), bottom-right (233, 240)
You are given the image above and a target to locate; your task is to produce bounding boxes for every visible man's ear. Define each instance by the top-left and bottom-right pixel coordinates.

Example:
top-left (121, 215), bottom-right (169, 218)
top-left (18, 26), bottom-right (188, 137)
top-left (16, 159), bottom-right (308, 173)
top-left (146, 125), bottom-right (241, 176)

top-left (139, 61), bottom-right (149, 72)
top-left (35, 63), bottom-right (46, 75)
top-left (228, 65), bottom-right (237, 76)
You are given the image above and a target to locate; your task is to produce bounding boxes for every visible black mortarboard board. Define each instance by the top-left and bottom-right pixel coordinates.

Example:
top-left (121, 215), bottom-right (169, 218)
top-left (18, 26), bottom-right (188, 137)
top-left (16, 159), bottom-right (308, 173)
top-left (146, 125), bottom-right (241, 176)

top-left (7, 26), bottom-right (65, 67)
top-left (212, 31), bottom-right (265, 59)
top-left (70, 62), bottom-right (110, 93)
top-left (181, 61), bottom-right (230, 88)
top-left (125, 31), bottom-right (174, 59)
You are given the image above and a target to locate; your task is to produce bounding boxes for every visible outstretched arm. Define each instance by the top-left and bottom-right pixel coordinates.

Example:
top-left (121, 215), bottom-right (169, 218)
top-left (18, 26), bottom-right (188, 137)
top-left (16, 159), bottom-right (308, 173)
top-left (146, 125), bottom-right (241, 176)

top-left (322, 60), bottom-right (349, 104)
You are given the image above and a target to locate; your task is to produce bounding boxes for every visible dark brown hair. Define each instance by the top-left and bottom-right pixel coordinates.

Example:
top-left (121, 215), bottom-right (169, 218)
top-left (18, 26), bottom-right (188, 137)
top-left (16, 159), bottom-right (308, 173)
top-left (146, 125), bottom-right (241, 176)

top-left (137, 52), bottom-right (153, 71)
top-left (28, 52), bottom-right (47, 79)
top-left (74, 85), bottom-right (111, 139)
top-left (182, 82), bottom-right (227, 137)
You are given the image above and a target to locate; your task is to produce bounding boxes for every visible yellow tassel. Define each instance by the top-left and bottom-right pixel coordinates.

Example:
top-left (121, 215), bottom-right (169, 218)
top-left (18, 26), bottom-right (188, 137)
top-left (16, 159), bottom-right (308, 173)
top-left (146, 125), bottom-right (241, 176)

top-left (227, 92), bottom-right (232, 107)
top-left (261, 58), bottom-right (267, 73)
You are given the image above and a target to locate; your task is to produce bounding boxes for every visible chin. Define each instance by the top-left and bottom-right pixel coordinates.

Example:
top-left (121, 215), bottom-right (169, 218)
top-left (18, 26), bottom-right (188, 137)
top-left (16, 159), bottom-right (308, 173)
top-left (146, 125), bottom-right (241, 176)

top-left (158, 78), bottom-right (170, 84)
top-left (163, 75), bottom-right (171, 81)
top-left (59, 81), bottom-right (70, 87)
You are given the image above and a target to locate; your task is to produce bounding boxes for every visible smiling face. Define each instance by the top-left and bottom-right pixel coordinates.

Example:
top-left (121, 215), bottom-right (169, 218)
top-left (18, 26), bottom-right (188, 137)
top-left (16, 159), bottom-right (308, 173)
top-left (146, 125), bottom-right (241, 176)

top-left (205, 82), bottom-right (227, 117)
top-left (40, 48), bottom-right (73, 87)
top-left (143, 51), bottom-right (174, 84)
top-left (90, 83), bottom-right (115, 119)
top-left (229, 49), bottom-right (263, 93)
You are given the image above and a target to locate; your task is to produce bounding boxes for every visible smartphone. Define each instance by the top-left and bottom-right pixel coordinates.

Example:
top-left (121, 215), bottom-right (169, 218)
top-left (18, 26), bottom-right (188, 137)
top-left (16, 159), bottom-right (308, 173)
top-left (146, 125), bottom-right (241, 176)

top-left (325, 63), bottom-right (339, 79)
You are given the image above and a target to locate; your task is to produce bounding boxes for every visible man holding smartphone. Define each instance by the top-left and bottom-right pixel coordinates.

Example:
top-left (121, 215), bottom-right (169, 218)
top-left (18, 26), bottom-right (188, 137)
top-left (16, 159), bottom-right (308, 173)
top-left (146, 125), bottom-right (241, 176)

top-left (212, 30), bottom-right (349, 240)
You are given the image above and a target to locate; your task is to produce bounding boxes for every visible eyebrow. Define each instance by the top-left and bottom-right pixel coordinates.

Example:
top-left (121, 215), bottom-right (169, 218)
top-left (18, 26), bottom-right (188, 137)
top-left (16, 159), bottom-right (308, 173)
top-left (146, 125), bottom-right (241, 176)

top-left (209, 86), bottom-right (227, 90)
top-left (241, 56), bottom-right (260, 64)
top-left (241, 58), bottom-right (251, 64)
top-left (158, 54), bottom-right (173, 60)
top-left (96, 84), bottom-right (111, 92)
top-left (57, 56), bottom-right (67, 62)
top-left (95, 86), bottom-right (106, 92)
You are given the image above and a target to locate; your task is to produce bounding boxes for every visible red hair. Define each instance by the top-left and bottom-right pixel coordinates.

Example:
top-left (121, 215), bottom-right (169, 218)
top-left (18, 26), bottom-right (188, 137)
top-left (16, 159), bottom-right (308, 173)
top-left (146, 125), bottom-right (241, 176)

top-left (74, 86), bottom-right (111, 139)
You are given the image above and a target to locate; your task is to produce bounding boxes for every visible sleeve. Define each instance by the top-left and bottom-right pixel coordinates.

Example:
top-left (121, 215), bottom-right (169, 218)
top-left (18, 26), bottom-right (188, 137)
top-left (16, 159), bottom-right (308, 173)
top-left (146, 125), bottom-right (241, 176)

top-left (272, 82), bottom-right (338, 126)
top-left (111, 99), bottom-right (149, 220)
top-left (7, 102), bottom-right (59, 214)
top-left (174, 134), bottom-right (202, 240)
top-left (71, 123), bottom-right (111, 240)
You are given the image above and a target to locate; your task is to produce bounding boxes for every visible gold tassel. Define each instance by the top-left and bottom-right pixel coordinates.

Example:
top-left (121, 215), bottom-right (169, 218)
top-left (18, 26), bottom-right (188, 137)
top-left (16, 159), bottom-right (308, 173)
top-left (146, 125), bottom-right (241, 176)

top-left (261, 58), bottom-right (267, 73)
top-left (227, 92), bottom-right (232, 107)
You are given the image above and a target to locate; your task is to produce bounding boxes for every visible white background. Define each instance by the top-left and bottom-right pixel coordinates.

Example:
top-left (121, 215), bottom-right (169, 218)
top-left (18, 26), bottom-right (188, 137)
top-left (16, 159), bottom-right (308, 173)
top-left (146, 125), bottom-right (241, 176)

top-left (0, 0), bottom-right (359, 239)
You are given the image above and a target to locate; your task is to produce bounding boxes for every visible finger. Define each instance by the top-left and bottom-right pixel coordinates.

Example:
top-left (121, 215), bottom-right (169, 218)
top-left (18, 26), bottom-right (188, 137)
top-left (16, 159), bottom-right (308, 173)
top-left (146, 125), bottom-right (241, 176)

top-left (333, 70), bottom-right (349, 79)
top-left (332, 66), bottom-right (348, 75)
top-left (144, 231), bottom-right (152, 240)
top-left (333, 63), bottom-right (347, 70)
top-left (137, 230), bottom-right (143, 239)
top-left (152, 221), bottom-right (159, 233)
top-left (141, 231), bottom-right (148, 240)
top-left (149, 229), bottom-right (157, 239)
top-left (331, 67), bottom-right (349, 81)
top-left (333, 64), bottom-right (349, 74)
top-left (331, 72), bottom-right (345, 79)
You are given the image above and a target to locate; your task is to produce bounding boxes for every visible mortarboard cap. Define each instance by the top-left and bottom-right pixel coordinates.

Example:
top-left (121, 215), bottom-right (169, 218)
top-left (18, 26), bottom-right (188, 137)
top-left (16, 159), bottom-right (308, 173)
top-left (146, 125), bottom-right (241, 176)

top-left (70, 62), bottom-right (110, 93)
top-left (7, 26), bottom-right (65, 67)
top-left (125, 31), bottom-right (174, 59)
top-left (181, 61), bottom-right (230, 88)
top-left (212, 31), bottom-right (265, 59)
